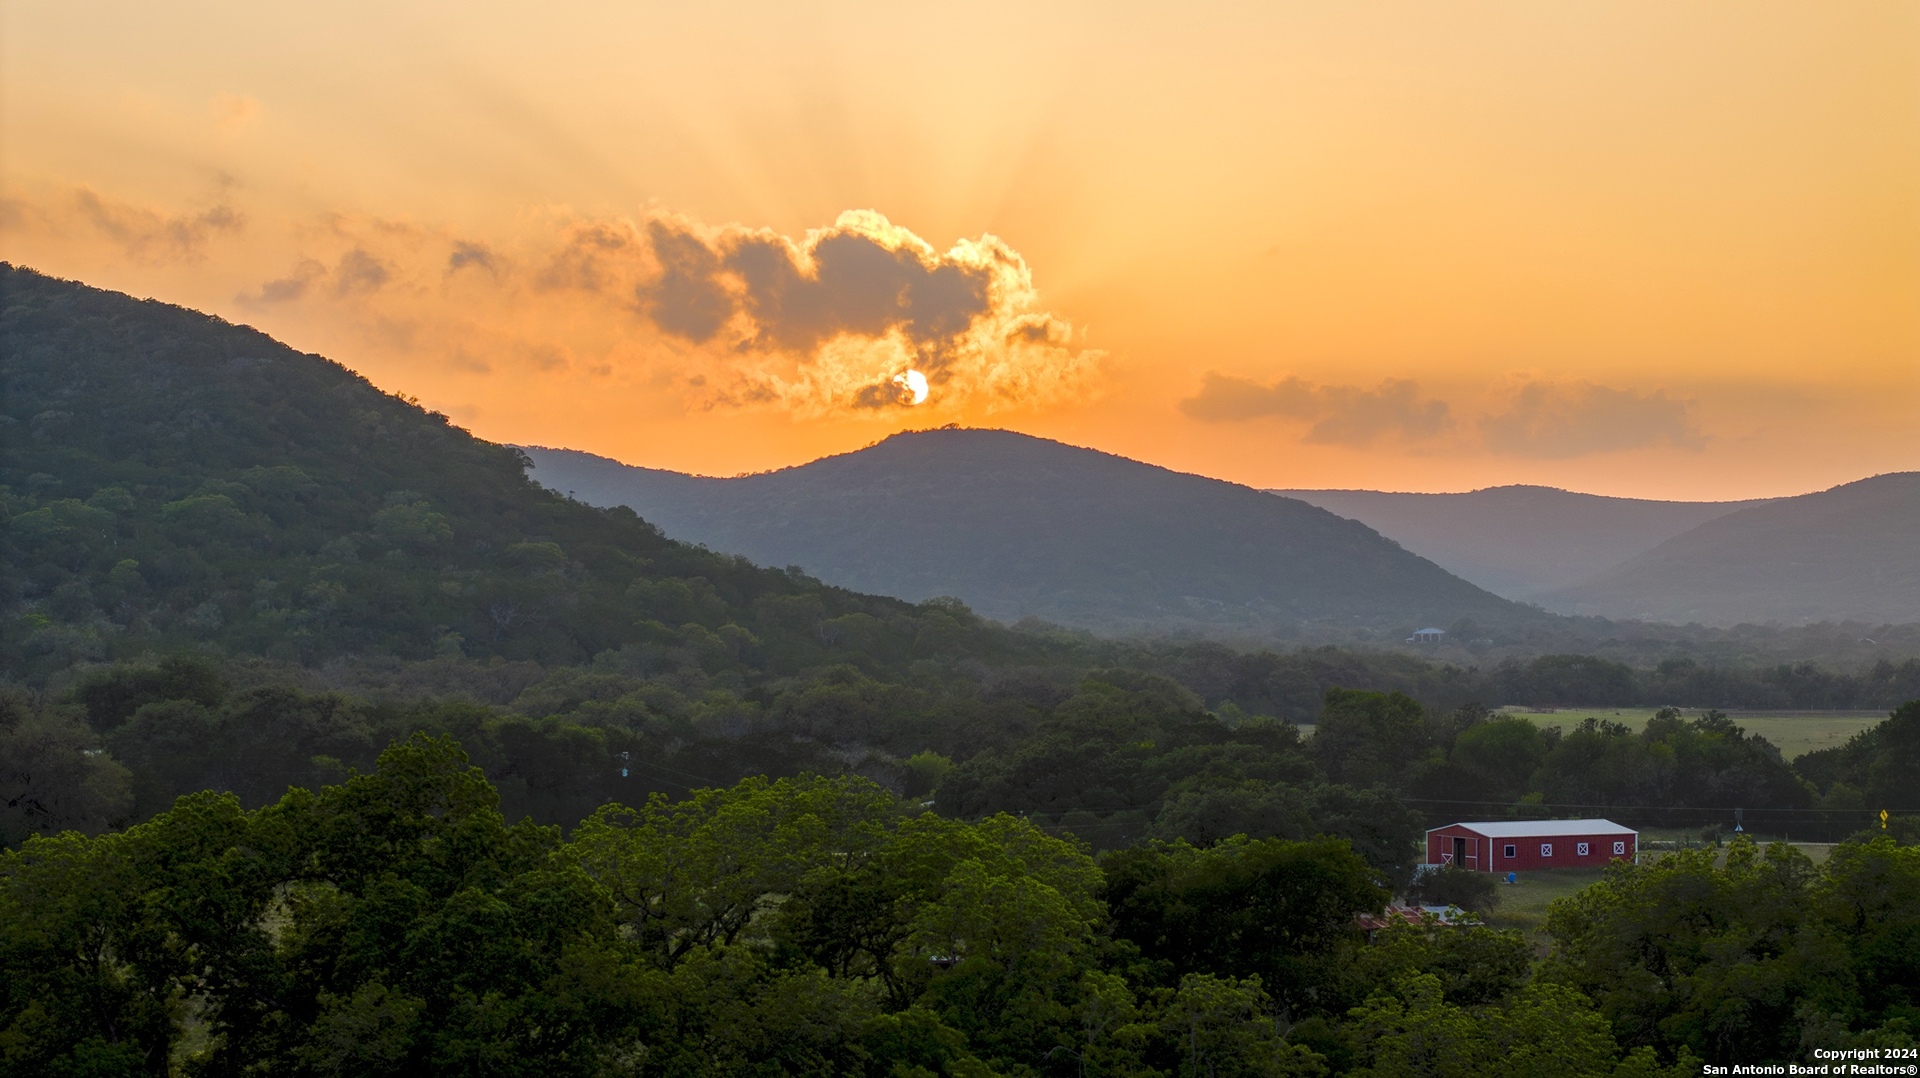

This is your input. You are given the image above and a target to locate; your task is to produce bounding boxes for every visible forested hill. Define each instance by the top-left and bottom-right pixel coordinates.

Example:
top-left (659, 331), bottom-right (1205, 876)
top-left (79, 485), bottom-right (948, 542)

top-left (524, 433), bottom-right (1536, 636)
top-left (1541, 472), bottom-right (1920, 626)
top-left (1272, 485), bottom-right (1768, 600)
top-left (0, 263), bottom-right (1061, 679)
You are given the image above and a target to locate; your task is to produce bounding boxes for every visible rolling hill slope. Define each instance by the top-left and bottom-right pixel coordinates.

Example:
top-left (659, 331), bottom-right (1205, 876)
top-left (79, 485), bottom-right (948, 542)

top-left (0, 264), bottom-right (1058, 677)
top-left (1538, 472), bottom-right (1920, 626)
top-left (524, 433), bottom-right (1537, 637)
top-left (1271, 486), bottom-right (1767, 599)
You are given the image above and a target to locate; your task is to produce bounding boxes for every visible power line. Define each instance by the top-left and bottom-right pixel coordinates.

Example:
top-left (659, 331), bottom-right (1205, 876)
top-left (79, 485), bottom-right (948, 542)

top-left (1394, 796), bottom-right (1914, 816)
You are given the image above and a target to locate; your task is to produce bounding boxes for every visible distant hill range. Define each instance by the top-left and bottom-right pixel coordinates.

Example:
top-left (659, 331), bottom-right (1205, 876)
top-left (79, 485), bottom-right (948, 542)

top-left (1536, 473), bottom-right (1920, 626)
top-left (1280, 477), bottom-right (1920, 627)
top-left (525, 432), bottom-right (1536, 637)
top-left (1271, 486), bottom-right (1768, 600)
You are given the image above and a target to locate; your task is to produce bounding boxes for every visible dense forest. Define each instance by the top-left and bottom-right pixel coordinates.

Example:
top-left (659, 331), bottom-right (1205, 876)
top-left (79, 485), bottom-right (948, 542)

top-left (4, 265), bottom-right (1919, 1073)
top-left (10, 660), bottom-right (1917, 859)
top-left (5, 735), bottom-right (1917, 1075)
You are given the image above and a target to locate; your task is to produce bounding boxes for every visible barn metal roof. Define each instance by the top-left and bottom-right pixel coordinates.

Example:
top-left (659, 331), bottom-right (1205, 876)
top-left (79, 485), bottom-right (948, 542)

top-left (1429, 819), bottom-right (1636, 837)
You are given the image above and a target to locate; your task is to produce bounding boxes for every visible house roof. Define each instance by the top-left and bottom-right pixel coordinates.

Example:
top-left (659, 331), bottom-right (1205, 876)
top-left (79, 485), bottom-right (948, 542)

top-left (1356, 904), bottom-right (1483, 932)
top-left (1429, 819), bottom-right (1636, 838)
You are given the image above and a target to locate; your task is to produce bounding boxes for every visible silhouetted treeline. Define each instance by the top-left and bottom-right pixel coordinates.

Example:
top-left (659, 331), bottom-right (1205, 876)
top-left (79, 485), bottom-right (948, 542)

top-left (1152, 644), bottom-right (1920, 719)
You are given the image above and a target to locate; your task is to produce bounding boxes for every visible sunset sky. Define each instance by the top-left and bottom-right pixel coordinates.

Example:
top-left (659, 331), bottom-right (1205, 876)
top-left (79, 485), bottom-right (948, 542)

top-left (5, 1), bottom-right (1916, 499)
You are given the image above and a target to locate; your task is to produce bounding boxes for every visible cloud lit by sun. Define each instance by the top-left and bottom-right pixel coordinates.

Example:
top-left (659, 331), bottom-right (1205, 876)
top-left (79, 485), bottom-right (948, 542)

top-left (621, 209), bottom-right (1101, 416)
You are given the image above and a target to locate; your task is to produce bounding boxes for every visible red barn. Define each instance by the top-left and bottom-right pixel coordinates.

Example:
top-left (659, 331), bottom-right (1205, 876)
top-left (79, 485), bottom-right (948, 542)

top-left (1425, 820), bottom-right (1637, 873)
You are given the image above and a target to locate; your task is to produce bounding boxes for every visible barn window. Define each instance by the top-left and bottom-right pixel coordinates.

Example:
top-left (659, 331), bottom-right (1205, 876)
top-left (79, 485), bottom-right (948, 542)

top-left (1576, 842), bottom-right (1590, 856)
top-left (1540, 843), bottom-right (1553, 857)
top-left (1504, 844), bottom-right (1516, 858)
top-left (1613, 841), bottom-right (1626, 855)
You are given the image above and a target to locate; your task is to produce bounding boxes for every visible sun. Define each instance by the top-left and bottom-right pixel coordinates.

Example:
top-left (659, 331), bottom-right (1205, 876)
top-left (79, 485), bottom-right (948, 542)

top-left (892, 368), bottom-right (930, 406)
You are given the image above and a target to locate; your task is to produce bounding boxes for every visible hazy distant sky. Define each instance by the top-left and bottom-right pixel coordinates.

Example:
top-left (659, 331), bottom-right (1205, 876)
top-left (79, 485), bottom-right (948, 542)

top-left (5, 1), bottom-right (1916, 498)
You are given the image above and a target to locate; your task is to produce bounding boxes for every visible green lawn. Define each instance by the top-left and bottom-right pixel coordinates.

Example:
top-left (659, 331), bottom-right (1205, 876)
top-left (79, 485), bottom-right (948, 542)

top-left (1499, 707), bottom-right (1884, 760)
top-left (1478, 867), bottom-right (1609, 948)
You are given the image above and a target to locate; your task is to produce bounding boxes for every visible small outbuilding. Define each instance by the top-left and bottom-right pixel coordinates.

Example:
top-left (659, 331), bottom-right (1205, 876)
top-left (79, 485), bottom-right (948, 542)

top-left (1407, 628), bottom-right (1445, 643)
top-left (1425, 819), bottom-right (1637, 873)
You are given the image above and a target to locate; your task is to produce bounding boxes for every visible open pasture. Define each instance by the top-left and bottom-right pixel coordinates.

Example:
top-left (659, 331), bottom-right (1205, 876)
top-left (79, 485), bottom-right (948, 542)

top-left (1479, 867), bottom-right (1608, 946)
top-left (1498, 706), bottom-right (1885, 760)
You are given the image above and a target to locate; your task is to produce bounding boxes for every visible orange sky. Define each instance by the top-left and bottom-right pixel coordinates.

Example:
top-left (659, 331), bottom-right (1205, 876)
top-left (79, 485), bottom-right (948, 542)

top-left (5, 1), bottom-right (1917, 499)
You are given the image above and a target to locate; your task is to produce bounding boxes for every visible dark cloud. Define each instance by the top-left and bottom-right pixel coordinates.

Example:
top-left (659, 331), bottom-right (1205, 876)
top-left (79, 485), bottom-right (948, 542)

top-left (1306, 380), bottom-right (1452, 445)
top-left (73, 187), bottom-right (243, 262)
top-left (333, 248), bottom-right (390, 296)
top-left (1180, 373), bottom-right (1452, 445)
top-left (638, 216), bottom-right (995, 375)
top-left (852, 380), bottom-right (901, 409)
top-left (1180, 373), bottom-right (1317, 422)
top-left (1007, 314), bottom-right (1071, 346)
top-left (538, 222), bottom-right (635, 292)
top-left (447, 241), bottom-right (498, 275)
top-left (1481, 381), bottom-right (1704, 458)
top-left (642, 221), bottom-right (732, 342)
top-left (237, 248), bottom-right (389, 305)
top-left (241, 258), bottom-right (326, 304)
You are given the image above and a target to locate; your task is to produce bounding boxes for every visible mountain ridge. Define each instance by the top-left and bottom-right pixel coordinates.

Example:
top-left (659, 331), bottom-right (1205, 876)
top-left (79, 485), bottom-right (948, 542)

top-left (524, 431), bottom-right (1539, 638)
top-left (1539, 472), bottom-right (1920, 626)
top-left (1270, 485), bottom-right (1774, 600)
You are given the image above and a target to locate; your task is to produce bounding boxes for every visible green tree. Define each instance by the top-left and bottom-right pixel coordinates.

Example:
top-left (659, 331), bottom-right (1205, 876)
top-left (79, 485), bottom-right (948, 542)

top-left (1447, 716), bottom-right (1550, 804)
top-left (1810, 837), bottom-right (1920, 1043)
top-left (1156, 973), bottom-right (1325, 1078)
top-left (1404, 866), bottom-right (1501, 916)
top-left (1311, 689), bottom-right (1429, 789)
top-left (1101, 836), bottom-right (1387, 1015)
top-left (0, 690), bottom-right (132, 846)
top-left (1346, 920), bottom-right (1529, 1008)
top-left (1543, 838), bottom-right (1846, 1065)
top-left (1344, 975), bottom-right (1659, 1078)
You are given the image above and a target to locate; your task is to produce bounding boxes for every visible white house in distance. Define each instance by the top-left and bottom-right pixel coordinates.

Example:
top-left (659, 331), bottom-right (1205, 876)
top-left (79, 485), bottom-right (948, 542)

top-left (1426, 819), bottom-right (1638, 873)
top-left (1407, 627), bottom-right (1445, 644)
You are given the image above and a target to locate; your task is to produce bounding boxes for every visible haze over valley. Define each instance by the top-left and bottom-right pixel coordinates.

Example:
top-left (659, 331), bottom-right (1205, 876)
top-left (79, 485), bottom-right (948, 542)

top-left (1271, 486), bottom-right (1770, 600)
top-left (1277, 481), bottom-right (1920, 626)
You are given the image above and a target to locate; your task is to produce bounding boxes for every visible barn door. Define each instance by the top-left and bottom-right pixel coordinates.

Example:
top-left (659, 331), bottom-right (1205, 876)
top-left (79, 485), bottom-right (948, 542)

top-left (1451, 836), bottom-right (1466, 866)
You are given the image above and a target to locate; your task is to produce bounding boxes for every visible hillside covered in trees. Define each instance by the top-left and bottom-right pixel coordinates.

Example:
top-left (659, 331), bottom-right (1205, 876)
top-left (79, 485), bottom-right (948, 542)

top-left (1272, 485), bottom-right (1767, 600)
top-left (1540, 472), bottom-right (1920, 626)
top-left (4, 265), bottom-right (1920, 1074)
top-left (0, 264), bottom-right (1076, 681)
top-left (522, 435), bottom-right (1535, 637)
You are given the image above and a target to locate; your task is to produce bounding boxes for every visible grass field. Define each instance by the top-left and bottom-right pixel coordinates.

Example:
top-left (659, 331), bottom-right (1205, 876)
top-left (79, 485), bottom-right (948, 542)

top-left (1479, 867), bottom-right (1607, 947)
top-left (1498, 706), bottom-right (1885, 760)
